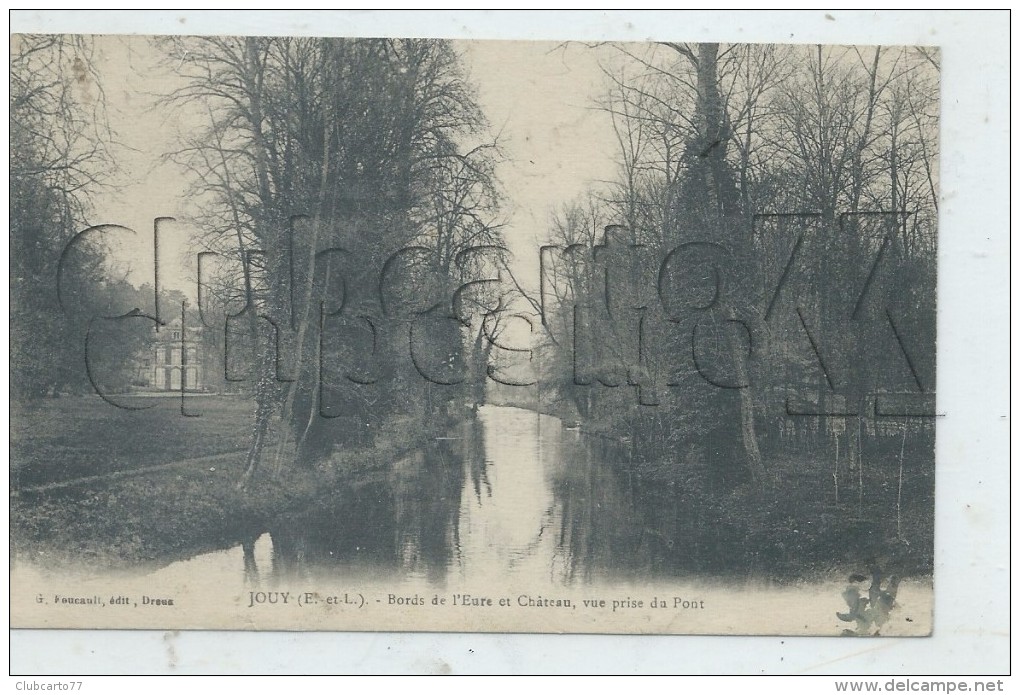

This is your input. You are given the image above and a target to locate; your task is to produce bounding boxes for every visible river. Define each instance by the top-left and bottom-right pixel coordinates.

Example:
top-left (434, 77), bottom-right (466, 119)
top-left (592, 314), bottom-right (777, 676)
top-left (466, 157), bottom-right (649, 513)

top-left (158, 405), bottom-right (647, 588)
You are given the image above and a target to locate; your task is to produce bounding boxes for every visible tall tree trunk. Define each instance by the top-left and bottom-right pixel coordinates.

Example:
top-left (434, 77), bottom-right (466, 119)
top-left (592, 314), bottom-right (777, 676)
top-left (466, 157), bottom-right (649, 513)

top-left (693, 43), bottom-right (767, 484)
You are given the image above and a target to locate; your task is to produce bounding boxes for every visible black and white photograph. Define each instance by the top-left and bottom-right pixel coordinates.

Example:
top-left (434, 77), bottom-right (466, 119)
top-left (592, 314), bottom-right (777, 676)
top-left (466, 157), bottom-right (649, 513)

top-left (11, 24), bottom-right (945, 640)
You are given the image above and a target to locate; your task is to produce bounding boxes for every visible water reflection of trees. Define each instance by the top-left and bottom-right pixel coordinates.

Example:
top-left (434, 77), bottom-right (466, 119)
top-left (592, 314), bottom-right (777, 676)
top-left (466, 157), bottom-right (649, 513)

top-left (552, 437), bottom-right (643, 584)
top-left (465, 415), bottom-right (491, 505)
top-left (392, 426), bottom-right (471, 583)
top-left (550, 435), bottom-right (750, 582)
top-left (263, 416), bottom-right (471, 584)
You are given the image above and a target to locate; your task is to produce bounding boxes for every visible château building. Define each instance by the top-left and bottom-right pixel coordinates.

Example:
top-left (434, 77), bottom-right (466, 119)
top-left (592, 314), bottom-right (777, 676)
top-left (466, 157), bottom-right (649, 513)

top-left (133, 318), bottom-right (205, 391)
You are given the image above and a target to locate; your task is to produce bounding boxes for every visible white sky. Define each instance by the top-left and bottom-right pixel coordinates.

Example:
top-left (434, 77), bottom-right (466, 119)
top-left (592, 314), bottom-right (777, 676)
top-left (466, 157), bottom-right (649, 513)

top-left (460, 40), bottom-right (618, 285)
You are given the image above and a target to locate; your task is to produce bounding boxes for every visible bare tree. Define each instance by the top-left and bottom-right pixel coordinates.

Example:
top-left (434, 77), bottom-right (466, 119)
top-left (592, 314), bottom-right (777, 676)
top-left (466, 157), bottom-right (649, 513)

top-left (161, 36), bottom-right (504, 487)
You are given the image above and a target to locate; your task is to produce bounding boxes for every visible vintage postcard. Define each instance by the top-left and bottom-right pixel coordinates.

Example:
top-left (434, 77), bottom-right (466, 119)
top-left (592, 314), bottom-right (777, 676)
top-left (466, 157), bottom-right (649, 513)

top-left (10, 32), bottom-right (938, 636)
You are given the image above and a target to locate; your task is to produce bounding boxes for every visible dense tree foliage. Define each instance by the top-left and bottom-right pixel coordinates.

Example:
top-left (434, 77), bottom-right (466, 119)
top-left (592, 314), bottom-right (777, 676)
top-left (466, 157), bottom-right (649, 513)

top-left (10, 36), bottom-right (151, 399)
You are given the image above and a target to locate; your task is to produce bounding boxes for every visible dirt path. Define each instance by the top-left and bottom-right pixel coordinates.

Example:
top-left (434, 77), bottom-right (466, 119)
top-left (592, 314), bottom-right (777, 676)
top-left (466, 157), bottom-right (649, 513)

top-left (11, 448), bottom-right (247, 495)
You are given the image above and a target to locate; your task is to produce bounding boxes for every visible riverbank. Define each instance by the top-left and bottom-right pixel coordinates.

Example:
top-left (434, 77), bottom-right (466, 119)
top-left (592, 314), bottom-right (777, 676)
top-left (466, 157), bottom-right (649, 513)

top-left (10, 397), bottom-right (441, 572)
top-left (489, 384), bottom-right (934, 577)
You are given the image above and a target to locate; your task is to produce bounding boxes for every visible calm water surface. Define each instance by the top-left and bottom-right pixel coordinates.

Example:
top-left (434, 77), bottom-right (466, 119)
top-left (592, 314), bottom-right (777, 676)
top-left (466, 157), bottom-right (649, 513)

top-left (151, 405), bottom-right (685, 588)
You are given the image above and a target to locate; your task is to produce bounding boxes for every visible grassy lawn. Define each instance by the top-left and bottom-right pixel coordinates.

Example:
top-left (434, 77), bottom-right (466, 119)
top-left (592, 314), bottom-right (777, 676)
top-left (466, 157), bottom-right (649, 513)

top-left (12, 451), bottom-right (255, 569)
top-left (11, 394), bottom-right (259, 487)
